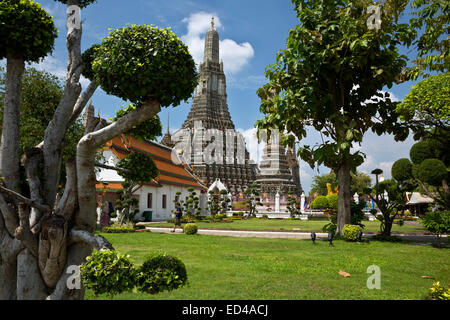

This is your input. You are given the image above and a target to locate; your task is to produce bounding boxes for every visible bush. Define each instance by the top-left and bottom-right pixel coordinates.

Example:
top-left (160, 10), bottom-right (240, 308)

top-left (342, 224), bottom-right (363, 241)
top-left (428, 281), bottom-right (450, 300)
top-left (311, 196), bottom-right (329, 209)
top-left (410, 140), bottom-right (440, 165)
top-left (423, 211), bottom-right (450, 235)
top-left (184, 223), bottom-right (198, 235)
top-left (416, 159), bottom-right (448, 186)
top-left (326, 194), bottom-right (338, 210)
top-left (80, 250), bottom-right (137, 296)
top-left (136, 254), bottom-right (188, 295)
top-left (102, 223), bottom-right (135, 233)
top-left (392, 158), bottom-right (413, 182)
top-left (261, 214), bottom-right (269, 219)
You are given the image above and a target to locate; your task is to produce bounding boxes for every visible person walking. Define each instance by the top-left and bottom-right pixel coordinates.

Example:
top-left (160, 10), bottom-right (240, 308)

top-left (172, 204), bottom-right (183, 233)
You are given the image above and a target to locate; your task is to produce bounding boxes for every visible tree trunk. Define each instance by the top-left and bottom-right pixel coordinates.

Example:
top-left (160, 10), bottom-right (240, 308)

top-left (0, 56), bottom-right (24, 192)
top-left (336, 159), bottom-right (351, 235)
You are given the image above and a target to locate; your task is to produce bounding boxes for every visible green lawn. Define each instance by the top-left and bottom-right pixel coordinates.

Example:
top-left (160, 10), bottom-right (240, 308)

top-left (147, 218), bottom-right (427, 234)
top-left (85, 232), bottom-right (449, 300)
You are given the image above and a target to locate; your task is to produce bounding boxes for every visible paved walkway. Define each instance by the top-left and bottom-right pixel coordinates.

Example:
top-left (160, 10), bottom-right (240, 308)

top-left (146, 227), bottom-right (447, 243)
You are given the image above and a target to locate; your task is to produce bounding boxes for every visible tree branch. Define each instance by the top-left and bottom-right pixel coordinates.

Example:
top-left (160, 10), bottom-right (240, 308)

top-left (69, 229), bottom-right (114, 251)
top-left (0, 194), bottom-right (19, 236)
top-left (95, 162), bottom-right (132, 174)
top-left (69, 80), bottom-right (98, 124)
top-left (0, 185), bottom-right (51, 214)
top-left (55, 159), bottom-right (78, 221)
top-left (14, 203), bottom-right (38, 257)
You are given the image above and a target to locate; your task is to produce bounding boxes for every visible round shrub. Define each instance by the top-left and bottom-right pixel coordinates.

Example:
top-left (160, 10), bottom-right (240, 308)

top-left (417, 159), bottom-right (448, 186)
top-left (410, 140), bottom-right (440, 165)
top-left (92, 25), bottom-right (197, 106)
top-left (342, 224), bottom-right (363, 241)
top-left (81, 44), bottom-right (100, 81)
top-left (392, 158), bottom-right (413, 182)
top-left (423, 211), bottom-right (450, 235)
top-left (80, 250), bottom-right (137, 296)
top-left (137, 253), bottom-right (188, 294)
top-left (116, 152), bottom-right (159, 184)
top-left (184, 223), bottom-right (198, 235)
top-left (326, 194), bottom-right (338, 210)
top-left (0, 0), bottom-right (58, 62)
top-left (311, 196), bottom-right (328, 209)
top-left (261, 214), bottom-right (269, 219)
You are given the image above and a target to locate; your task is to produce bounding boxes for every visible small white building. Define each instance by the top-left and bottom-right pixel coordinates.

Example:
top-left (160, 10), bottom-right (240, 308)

top-left (96, 135), bottom-right (207, 222)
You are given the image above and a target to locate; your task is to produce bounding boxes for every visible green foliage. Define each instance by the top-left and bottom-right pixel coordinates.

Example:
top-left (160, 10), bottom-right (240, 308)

top-left (404, 0), bottom-right (449, 78)
top-left (184, 223), bottom-right (198, 235)
top-left (53, 0), bottom-right (97, 8)
top-left (423, 211), bottom-right (450, 235)
top-left (286, 191), bottom-right (301, 218)
top-left (429, 281), bottom-right (450, 300)
top-left (0, 0), bottom-right (58, 62)
top-left (116, 152), bottom-right (159, 184)
top-left (136, 254), bottom-right (188, 294)
top-left (392, 158), bottom-right (413, 182)
top-left (310, 172), bottom-right (337, 196)
top-left (417, 159), bottom-right (448, 186)
top-left (101, 223), bottom-right (135, 233)
top-left (181, 188), bottom-right (201, 218)
top-left (350, 200), bottom-right (366, 226)
top-left (92, 25), bottom-right (197, 106)
top-left (81, 44), bottom-right (100, 81)
top-left (261, 214), bottom-right (269, 219)
top-left (311, 196), bottom-right (328, 209)
top-left (326, 194), bottom-right (338, 210)
top-left (342, 224), bottom-right (363, 241)
top-left (410, 140), bottom-right (442, 165)
top-left (80, 250), bottom-right (137, 297)
top-left (113, 104), bottom-right (162, 141)
top-left (243, 183), bottom-right (262, 217)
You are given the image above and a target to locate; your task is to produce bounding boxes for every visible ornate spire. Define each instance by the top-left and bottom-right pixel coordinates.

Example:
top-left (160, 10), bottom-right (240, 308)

top-left (160, 111), bottom-right (175, 148)
top-left (204, 17), bottom-right (219, 63)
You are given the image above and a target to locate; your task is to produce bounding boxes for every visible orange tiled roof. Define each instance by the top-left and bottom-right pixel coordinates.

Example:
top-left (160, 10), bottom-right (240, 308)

top-left (103, 135), bottom-right (206, 190)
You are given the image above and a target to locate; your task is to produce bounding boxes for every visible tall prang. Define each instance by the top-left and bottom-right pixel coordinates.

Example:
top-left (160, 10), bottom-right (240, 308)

top-left (170, 18), bottom-right (258, 196)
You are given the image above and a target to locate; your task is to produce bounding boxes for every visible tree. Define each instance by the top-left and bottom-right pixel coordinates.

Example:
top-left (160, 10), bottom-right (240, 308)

top-left (207, 190), bottom-right (221, 216)
top-left (243, 183), bottom-right (262, 218)
top-left (219, 189), bottom-right (231, 214)
top-left (114, 152), bottom-right (159, 224)
top-left (256, 0), bottom-right (410, 235)
top-left (0, 0), bottom-right (197, 300)
top-left (310, 171), bottom-right (371, 196)
top-left (392, 138), bottom-right (449, 209)
top-left (395, 72), bottom-right (450, 143)
top-left (402, 0), bottom-right (449, 80)
top-left (286, 191), bottom-right (301, 218)
top-left (183, 187), bottom-right (201, 219)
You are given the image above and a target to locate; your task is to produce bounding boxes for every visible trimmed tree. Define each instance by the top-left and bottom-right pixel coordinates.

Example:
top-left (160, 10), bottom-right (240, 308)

top-left (0, 0), bottom-right (197, 300)
top-left (256, 0), bottom-right (409, 234)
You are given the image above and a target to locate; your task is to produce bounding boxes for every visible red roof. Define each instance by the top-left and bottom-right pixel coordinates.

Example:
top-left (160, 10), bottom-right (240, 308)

top-left (100, 135), bottom-right (206, 191)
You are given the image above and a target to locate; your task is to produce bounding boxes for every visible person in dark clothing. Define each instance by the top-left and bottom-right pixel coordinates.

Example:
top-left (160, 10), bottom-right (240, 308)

top-left (172, 204), bottom-right (183, 233)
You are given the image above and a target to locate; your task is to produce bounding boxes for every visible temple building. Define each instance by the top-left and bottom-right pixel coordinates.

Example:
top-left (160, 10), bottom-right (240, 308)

top-left (161, 18), bottom-right (303, 206)
top-left (161, 18), bottom-right (257, 198)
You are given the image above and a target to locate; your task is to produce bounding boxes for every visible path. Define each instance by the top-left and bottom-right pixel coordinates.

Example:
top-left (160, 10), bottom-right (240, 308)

top-left (145, 226), bottom-right (447, 243)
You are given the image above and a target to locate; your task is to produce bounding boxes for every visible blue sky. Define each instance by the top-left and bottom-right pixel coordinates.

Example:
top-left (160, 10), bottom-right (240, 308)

top-left (2, 0), bottom-right (424, 194)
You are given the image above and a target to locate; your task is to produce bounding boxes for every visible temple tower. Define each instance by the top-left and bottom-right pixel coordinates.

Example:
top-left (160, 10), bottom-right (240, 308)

top-left (176, 18), bottom-right (257, 196)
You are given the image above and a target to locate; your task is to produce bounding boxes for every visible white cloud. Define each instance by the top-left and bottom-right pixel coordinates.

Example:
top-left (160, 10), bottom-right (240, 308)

top-left (237, 127), bottom-right (265, 164)
top-left (181, 12), bottom-right (254, 74)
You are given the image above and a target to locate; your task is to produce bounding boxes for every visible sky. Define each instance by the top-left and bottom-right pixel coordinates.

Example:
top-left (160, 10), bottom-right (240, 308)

top-left (1, 0), bottom-right (424, 194)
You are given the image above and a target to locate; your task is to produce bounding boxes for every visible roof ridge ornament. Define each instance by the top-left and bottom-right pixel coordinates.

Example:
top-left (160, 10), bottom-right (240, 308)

top-left (211, 17), bottom-right (215, 30)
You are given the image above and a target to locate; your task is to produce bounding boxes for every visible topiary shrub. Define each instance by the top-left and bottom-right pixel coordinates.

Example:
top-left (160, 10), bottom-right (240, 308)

top-left (0, 0), bottom-right (58, 62)
top-left (392, 158), bottom-right (413, 182)
top-left (342, 224), bottom-right (363, 241)
top-left (409, 140), bottom-right (441, 165)
top-left (184, 223), bottom-right (198, 235)
top-left (311, 196), bottom-right (328, 209)
top-left (92, 25), bottom-right (197, 106)
top-left (136, 254), bottom-right (188, 294)
top-left (101, 223), bottom-right (135, 233)
top-left (80, 250), bottom-right (137, 297)
top-left (326, 194), bottom-right (338, 210)
top-left (416, 159), bottom-right (448, 186)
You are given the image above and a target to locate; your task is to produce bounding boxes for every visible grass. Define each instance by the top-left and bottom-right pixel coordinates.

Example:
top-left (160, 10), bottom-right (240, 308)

top-left (85, 231), bottom-right (449, 300)
top-left (147, 218), bottom-right (427, 234)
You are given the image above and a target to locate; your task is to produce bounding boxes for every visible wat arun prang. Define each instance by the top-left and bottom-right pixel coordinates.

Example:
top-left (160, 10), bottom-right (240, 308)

top-left (161, 18), bottom-right (302, 200)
